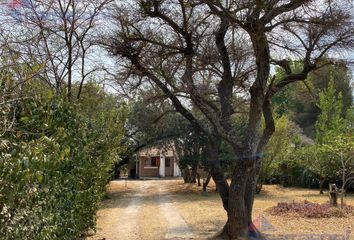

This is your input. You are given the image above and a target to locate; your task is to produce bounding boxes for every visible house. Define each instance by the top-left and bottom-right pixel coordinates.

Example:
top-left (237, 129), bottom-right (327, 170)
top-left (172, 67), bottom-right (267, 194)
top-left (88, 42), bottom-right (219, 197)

top-left (130, 145), bottom-right (181, 178)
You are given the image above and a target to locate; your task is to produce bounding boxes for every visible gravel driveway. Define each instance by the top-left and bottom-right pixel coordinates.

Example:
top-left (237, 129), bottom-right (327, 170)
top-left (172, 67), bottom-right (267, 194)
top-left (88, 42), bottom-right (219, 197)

top-left (86, 179), bottom-right (194, 240)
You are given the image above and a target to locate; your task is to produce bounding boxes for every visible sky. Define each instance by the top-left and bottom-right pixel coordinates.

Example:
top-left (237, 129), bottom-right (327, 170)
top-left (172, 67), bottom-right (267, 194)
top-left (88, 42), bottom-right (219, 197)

top-left (0, 0), bottom-right (353, 89)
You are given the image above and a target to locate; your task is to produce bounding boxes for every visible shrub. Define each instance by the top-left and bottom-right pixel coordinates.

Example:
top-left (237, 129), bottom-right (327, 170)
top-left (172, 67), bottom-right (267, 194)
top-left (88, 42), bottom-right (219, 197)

top-left (0, 97), bottom-right (125, 240)
top-left (267, 200), bottom-right (354, 218)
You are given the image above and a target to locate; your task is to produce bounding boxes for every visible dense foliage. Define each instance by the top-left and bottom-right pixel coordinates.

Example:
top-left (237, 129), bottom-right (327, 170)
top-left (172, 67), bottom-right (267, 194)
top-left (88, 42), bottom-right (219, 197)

top-left (259, 75), bottom-right (354, 192)
top-left (273, 62), bottom-right (352, 137)
top-left (0, 0), bottom-right (353, 238)
top-left (0, 90), bottom-right (126, 239)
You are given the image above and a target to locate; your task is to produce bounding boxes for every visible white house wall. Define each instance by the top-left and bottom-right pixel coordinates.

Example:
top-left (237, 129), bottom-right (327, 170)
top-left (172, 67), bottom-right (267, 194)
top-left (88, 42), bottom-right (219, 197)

top-left (173, 161), bottom-right (181, 177)
top-left (159, 154), bottom-right (165, 177)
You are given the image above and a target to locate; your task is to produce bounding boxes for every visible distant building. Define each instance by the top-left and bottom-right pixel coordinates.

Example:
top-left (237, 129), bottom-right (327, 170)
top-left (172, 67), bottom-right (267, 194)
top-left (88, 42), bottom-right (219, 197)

top-left (129, 145), bottom-right (181, 178)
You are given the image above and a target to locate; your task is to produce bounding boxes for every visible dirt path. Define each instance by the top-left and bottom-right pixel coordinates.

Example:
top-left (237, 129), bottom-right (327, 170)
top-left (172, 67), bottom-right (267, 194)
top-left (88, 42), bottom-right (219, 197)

top-left (87, 179), bottom-right (194, 240)
top-left (157, 188), bottom-right (194, 239)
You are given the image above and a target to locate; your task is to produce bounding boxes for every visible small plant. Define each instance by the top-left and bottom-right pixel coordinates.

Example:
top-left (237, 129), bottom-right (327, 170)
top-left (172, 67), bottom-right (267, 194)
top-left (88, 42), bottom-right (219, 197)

top-left (267, 200), bottom-right (354, 218)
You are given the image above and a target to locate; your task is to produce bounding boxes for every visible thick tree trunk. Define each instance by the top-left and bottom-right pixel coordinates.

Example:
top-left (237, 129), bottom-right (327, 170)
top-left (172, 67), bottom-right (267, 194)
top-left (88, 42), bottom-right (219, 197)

top-left (212, 156), bottom-right (263, 240)
top-left (218, 29), bottom-right (272, 239)
top-left (206, 140), bottom-right (229, 211)
top-left (210, 165), bottom-right (229, 198)
top-left (201, 120), bottom-right (268, 239)
top-left (226, 166), bottom-right (249, 239)
top-left (205, 172), bottom-right (212, 186)
top-left (182, 168), bottom-right (191, 183)
top-left (245, 157), bottom-right (262, 221)
top-left (256, 166), bottom-right (264, 194)
top-left (182, 167), bottom-right (200, 184)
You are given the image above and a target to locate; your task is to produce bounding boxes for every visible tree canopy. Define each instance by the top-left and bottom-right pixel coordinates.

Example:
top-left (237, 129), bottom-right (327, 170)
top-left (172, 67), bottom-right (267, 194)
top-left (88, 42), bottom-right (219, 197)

top-left (105, 0), bottom-right (354, 238)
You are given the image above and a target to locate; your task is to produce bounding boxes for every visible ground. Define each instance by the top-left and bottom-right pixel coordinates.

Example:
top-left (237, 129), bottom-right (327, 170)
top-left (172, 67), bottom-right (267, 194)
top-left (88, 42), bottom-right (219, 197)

top-left (86, 179), bottom-right (354, 240)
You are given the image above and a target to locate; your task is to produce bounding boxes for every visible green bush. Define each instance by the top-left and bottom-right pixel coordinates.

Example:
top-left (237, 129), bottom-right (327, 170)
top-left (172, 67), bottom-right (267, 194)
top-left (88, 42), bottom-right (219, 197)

top-left (0, 96), bottom-right (125, 240)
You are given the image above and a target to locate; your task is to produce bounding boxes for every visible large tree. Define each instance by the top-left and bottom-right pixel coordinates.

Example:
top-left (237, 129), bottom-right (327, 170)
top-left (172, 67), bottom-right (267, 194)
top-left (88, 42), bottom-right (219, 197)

top-left (105, 0), bottom-right (354, 239)
top-left (0, 0), bottom-right (112, 100)
top-left (272, 61), bottom-right (353, 137)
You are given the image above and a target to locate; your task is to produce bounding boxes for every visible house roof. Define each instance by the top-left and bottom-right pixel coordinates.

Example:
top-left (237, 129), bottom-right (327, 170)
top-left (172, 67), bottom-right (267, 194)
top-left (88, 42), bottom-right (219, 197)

top-left (137, 144), bottom-right (176, 157)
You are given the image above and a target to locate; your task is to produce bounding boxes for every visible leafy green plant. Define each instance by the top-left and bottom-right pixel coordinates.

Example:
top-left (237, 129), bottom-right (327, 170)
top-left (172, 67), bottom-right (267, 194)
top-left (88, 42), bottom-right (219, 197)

top-left (0, 95), bottom-right (126, 240)
top-left (257, 116), bottom-right (299, 191)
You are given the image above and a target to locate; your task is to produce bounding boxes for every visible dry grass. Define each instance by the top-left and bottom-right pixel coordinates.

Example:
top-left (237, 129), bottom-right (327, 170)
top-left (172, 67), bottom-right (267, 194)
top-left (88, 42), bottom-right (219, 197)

top-left (88, 179), bottom-right (354, 239)
top-left (137, 196), bottom-right (167, 240)
top-left (168, 180), bottom-right (354, 237)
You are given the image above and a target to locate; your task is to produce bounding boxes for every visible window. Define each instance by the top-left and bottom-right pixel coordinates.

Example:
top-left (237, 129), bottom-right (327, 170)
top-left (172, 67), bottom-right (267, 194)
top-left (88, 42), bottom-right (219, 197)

top-left (145, 158), bottom-right (151, 167)
top-left (144, 156), bottom-right (159, 167)
top-left (165, 158), bottom-right (171, 167)
top-left (151, 157), bottom-right (159, 167)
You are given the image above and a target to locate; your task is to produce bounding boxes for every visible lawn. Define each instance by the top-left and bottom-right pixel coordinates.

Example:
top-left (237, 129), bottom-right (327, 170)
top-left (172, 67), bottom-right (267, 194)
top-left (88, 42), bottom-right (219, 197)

top-left (160, 179), bottom-right (354, 238)
top-left (88, 179), bottom-right (354, 240)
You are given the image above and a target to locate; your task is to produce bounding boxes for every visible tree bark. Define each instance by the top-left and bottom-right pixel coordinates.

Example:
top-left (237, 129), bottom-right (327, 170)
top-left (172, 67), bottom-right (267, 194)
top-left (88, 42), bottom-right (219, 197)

top-left (245, 157), bottom-right (262, 224)
top-left (329, 184), bottom-right (338, 207)
top-left (211, 152), bottom-right (264, 239)
top-left (217, 28), bottom-right (270, 239)
top-left (206, 139), bottom-right (229, 211)
top-left (197, 173), bottom-right (201, 186)
top-left (319, 177), bottom-right (325, 194)
top-left (226, 160), bottom-right (250, 239)
top-left (182, 168), bottom-right (191, 183)
top-left (205, 172), bottom-right (212, 187)
top-left (210, 29), bottom-right (271, 240)
top-left (190, 165), bottom-right (198, 183)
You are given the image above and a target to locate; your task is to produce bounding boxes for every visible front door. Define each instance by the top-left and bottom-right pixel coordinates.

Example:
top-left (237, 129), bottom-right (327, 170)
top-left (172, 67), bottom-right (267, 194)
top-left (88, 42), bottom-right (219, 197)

top-left (165, 157), bottom-right (174, 176)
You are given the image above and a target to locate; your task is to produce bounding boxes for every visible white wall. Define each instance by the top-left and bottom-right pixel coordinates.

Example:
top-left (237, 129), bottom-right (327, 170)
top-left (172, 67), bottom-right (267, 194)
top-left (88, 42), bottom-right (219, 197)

top-left (173, 161), bottom-right (181, 177)
top-left (159, 155), bottom-right (165, 177)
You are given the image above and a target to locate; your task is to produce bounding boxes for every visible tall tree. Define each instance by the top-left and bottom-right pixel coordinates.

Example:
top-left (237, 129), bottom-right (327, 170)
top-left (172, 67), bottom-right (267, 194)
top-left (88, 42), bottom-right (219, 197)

top-left (316, 79), bottom-right (346, 143)
top-left (0, 0), bottom-right (112, 99)
top-left (105, 0), bottom-right (354, 238)
top-left (292, 77), bottom-right (352, 194)
top-left (272, 61), bottom-right (353, 137)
